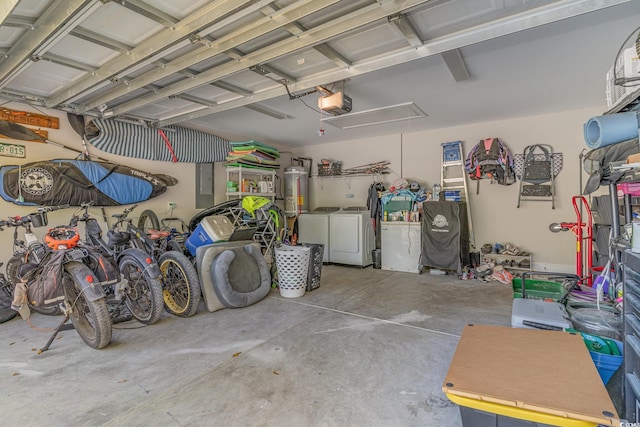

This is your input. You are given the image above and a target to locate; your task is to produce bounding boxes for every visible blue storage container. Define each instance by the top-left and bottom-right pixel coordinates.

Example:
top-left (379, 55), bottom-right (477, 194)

top-left (444, 190), bottom-right (461, 201)
top-left (185, 215), bottom-right (234, 256)
top-left (589, 339), bottom-right (623, 385)
top-left (570, 328), bottom-right (623, 385)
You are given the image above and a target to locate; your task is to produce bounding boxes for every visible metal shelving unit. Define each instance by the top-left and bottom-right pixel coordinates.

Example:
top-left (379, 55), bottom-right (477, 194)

top-left (481, 253), bottom-right (532, 273)
top-left (312, 173), bottom-right (378, 190)
top-left (225, 166), bottom-right (276, 201)
top-left (624, 250), bottom-right (640, 422)
top-left (605, 87), bottom-right (640, 115)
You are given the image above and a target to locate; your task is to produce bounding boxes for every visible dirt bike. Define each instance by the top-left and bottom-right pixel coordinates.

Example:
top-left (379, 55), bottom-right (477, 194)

top-left (69, 203), bottom-right (164, 325)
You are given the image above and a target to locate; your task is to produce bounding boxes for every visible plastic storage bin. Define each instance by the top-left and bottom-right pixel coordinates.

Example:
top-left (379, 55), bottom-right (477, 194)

top-left (589, 339), bottom-right (623, 384)
top-left (451, 395), bottom-right (593, 427)
top-left (511, 298), bottom-right (571, 330)
top-left (275, 245), bottom-right (311, 298)
top-left (185, 215), bottom-right (235, 256)
top-left (301, 243), bottom-right (324, 291)
top-left (443, 325), bottom-right (619, 427)
top-left (382, 195), bottom-right (413, 220)
top-left (372, 248), bottom-right (381, 269)
top-left (444, 190), bottom-right (461, 201)
top-left (459, 404), bottom-right (555, 427)
top-left (567, 329), bottom-right (623, 385)
top-left (512, 277), bottom-right (568, 301)
top-left (570, 308), bottom-right (623, 341)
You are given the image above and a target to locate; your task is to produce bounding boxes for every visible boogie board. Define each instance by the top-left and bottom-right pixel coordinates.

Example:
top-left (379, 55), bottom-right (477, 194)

top-left (229, 140), bottom-right (280, 158)
top-left (228, 149), bottom-right (277, 161)
top-left (0, 159), bottom-right (173, 206)
top-left (225, 154), bottom-right (279, 166)
top-left (226, 160), bottom-right (280, 169)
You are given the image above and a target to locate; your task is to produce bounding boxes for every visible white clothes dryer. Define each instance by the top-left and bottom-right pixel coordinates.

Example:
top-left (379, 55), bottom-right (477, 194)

top-left (329, 207), bottom-right (374, 267)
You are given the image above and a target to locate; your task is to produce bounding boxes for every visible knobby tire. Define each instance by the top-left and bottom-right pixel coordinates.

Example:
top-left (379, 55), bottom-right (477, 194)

top-left (159, 251), bottom-right (200, 317)
top-left (119, 254), bottom-right (163, 324)
top-left (63, 262), bottom-right (112, 349)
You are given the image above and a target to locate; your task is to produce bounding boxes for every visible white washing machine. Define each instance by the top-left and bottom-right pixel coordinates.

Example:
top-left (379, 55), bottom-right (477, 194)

top-left (329, 207), bottom-right (374, 267)
top-left (297, 207), bottom-right (340, 263)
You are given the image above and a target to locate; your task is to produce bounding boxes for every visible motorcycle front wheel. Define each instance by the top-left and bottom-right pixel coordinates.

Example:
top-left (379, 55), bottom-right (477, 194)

top-left (63, 262), bottom-right (112, 349)
top-left (119, 254), bottom-right (163, 324)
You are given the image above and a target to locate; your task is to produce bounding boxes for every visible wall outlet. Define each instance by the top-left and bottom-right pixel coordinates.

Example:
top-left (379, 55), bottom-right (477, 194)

top-left (345, 193), bottom-right (354, 198)
top-left (168, 202), bottom-right (177, 209)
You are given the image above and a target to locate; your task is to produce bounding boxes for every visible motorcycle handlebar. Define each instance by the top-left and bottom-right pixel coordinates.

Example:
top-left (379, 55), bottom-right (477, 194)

top-left (0, 204), bottom-right (71, 230)
top-left (0, 216), bottom-right (31, 228)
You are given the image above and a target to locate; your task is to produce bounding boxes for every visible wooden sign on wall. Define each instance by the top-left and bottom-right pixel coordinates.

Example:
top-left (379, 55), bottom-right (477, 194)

top-left (0, 107), bottom-right (59, 129)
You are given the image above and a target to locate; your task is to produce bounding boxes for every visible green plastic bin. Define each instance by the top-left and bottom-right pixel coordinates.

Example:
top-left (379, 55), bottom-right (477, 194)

top-left (511, 278), bottom-right (567, 301)
top-left (382, 195), bottom-right (414, 218)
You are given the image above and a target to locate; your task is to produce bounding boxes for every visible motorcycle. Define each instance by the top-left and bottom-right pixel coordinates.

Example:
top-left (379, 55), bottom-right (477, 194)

top-left (2, 218), bottom-right (112, 351)
top-left (69, 203), bottom-right (164, 325)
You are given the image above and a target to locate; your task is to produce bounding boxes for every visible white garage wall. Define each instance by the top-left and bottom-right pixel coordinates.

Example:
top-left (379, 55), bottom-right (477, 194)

top-left (0, 103), bottom-right (199, 264)
top-left (0, 102), bottom-right (615, 274)
top-left (292, 106), bottom-right (606, 273)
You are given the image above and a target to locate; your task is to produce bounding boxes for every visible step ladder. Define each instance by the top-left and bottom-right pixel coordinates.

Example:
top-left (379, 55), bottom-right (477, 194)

top-left (441, 141), bottom-right (475, 248)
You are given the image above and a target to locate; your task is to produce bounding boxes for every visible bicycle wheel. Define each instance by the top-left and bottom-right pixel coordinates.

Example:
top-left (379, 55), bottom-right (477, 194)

top-left (119, 254), bottom-right (163, 324)
top-left (63, 262), bottom-right (112, 349)
top-left (138, 209), bottom-right (160, 234)
top-left (159, 251), bottom-right (201, 317)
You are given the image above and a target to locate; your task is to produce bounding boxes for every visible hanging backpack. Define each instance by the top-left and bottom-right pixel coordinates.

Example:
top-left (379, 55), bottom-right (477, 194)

top-left (464, 138), bottom-right (516, 189)
top-left (24, 250), bottom-right (66, 309)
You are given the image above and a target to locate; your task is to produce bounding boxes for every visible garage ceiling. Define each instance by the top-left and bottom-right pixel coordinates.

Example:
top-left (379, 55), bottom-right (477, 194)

top-left (0, 0), bottom-right (637, 147)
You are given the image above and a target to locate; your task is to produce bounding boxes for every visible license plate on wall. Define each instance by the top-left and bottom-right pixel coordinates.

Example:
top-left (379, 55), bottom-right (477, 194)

top-left (0, 141), bottom-right (25, 158)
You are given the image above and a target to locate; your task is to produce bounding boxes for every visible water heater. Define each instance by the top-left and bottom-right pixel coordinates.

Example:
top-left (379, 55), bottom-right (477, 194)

top-left (284, 166), bottom-right (308, 215)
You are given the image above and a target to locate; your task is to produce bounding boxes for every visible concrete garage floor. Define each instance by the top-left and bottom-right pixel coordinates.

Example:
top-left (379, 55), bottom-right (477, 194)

top-left (1, 265), bottom-right (513, 426)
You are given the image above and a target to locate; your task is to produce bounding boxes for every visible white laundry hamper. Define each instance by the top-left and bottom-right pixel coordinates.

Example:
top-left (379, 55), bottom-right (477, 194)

top-left (274, 245), bottom-right (311, 298)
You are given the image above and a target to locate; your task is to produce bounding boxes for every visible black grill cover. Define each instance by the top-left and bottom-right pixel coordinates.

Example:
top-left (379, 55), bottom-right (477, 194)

top-left (420, 201), bottom-right (470, 273)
